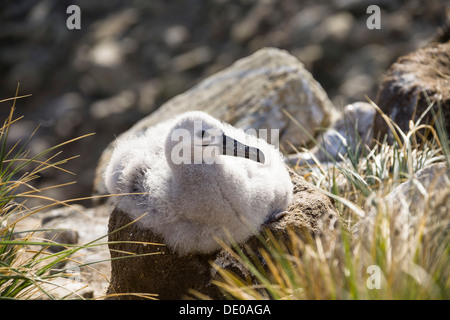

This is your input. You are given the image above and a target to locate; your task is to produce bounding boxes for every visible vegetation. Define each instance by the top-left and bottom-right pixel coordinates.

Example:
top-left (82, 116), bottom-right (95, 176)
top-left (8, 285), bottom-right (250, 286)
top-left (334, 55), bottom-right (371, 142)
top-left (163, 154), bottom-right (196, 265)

top-left (0, 89), bottom-right (102, 299)
top-left (0, 91), bottom-right (158, 300)
top-left (0, 88), bottom-right (448, 300)
top-left (212, 99), bottom-right (449, 300)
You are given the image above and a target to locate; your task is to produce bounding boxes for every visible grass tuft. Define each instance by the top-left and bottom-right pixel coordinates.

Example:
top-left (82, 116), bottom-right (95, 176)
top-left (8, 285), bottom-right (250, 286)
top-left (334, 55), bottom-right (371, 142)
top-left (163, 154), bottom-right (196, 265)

top-left (0, 89), bottom-right (160, 300)
top-left (213, 99), bottom-right (450, 300)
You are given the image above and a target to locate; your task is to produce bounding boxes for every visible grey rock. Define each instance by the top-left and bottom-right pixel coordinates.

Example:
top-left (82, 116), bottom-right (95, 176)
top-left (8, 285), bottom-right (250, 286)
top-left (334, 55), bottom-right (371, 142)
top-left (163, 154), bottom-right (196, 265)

top-left (231, 1), bottom-right (274, 43)
top-left (163, 25), bottom-right (190, 48)
top-left (42, 229), bottom-right (79, 254)
top-left (171, 46), bottom-right (213, 72)
top-left (90, 90), bottom-right (137, 120)
top-left (287, 101), bottom-right (375, 165)
top-left (36, 204), bottom-right (112, 299)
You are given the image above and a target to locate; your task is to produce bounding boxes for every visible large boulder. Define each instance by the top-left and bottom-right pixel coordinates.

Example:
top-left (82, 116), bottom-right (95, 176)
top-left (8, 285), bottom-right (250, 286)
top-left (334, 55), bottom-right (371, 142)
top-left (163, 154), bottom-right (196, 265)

top-left (373, 41), bottom-right (450, 143)
top-left (93, 47), bottom-right (336, 201)
top-left (106, 169), bottom-right (340, 300)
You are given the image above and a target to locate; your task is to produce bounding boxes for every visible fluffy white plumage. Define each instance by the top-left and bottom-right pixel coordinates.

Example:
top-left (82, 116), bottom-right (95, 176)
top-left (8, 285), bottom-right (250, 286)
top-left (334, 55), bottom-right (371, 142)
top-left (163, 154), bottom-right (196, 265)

top-left (104, 111), bottom-right (293, 255)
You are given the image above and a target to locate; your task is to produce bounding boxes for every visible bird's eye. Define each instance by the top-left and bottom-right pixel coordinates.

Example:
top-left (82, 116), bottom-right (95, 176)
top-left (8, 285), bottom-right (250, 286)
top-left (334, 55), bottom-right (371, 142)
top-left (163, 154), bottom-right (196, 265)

top-left (196, 129), bottom-right (210, 140)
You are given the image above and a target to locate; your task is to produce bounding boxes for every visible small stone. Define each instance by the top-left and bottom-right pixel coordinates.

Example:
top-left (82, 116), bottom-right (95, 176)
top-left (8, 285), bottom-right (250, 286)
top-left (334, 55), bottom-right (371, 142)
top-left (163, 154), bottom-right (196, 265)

top-left (311, 12), bottom-right (355, 42)
top-left (171, 46), bottom-right (213, 72)
top-left (163, 25), bottom-right (190, 48)
top-left (90, 90), bottom-right (136, 119)
top-left (89, 39), bottom-right (124, 68)
top-left (230, 1), bottom-right (273, 43)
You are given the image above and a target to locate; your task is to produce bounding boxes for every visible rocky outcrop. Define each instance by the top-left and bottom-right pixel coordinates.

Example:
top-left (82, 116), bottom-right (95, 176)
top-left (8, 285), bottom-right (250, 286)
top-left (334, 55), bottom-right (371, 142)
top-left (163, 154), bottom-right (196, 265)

top-left (373, 41), bottom-right (450, 143)
top-left (93, 47), bottom-right (337, 200)
top-left (106, 169), bottom-right (341, 300)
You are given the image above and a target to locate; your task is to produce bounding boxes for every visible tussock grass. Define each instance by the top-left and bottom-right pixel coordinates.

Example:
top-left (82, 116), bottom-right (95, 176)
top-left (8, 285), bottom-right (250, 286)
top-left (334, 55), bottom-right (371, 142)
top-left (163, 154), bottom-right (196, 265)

top-left (0, 90), bottom-right (159, 300)
top-left (212, 99), bottom-right (450, 300)
top-left (0, 90), bottom-right (97, 299)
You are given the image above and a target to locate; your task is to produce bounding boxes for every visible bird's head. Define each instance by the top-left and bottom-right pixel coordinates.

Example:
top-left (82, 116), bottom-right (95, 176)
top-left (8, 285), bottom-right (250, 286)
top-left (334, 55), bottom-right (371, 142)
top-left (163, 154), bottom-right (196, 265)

top-left (165, 111), bottom-right (265, 168)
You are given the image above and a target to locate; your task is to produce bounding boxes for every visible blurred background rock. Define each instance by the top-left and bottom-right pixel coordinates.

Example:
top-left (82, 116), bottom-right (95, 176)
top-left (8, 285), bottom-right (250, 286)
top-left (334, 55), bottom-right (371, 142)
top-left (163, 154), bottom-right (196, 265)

top-left (0, 0), bottom-right (448, 206)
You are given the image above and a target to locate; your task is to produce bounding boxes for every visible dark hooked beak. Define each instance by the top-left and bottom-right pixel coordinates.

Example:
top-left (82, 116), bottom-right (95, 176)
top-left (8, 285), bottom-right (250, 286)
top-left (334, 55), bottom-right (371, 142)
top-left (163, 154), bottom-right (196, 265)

top-left (221, 134), bottom-right (265, 164)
